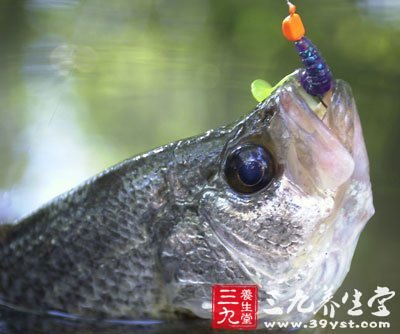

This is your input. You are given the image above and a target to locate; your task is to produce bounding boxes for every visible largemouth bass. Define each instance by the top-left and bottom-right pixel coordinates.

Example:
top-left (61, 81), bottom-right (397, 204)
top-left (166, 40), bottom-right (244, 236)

top-left (0, 71), bottom-right (374, 324)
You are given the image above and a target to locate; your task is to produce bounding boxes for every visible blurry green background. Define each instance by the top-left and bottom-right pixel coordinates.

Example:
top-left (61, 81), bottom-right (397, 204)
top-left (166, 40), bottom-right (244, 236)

top-left (0, 0), bottom-right (399, 332)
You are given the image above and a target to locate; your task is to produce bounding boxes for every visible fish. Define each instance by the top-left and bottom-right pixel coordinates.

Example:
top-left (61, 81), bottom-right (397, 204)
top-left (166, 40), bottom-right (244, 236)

top-left (0, 70), bottom-right (374, 325)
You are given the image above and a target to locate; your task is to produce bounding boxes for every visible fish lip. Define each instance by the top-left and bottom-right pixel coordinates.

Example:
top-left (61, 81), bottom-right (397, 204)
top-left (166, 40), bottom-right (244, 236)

top-left (279, 72), bottom-right (357, 152)
top-left (281, 70), bottom-right (353, 121)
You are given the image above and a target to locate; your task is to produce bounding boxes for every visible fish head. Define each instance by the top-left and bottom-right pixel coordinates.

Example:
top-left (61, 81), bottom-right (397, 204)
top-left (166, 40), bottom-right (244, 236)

top-left (163, 71), bottom-right (374, 321)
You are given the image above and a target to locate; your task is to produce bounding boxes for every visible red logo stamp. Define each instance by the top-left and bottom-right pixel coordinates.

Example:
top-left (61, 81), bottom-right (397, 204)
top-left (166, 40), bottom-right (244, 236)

top-left (212, 284), bottom-right (258, 330)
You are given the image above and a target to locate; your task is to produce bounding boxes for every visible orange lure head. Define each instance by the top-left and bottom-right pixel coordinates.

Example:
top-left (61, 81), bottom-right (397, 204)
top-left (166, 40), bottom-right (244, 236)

top-left (282, 1), bottom-right (305, 42)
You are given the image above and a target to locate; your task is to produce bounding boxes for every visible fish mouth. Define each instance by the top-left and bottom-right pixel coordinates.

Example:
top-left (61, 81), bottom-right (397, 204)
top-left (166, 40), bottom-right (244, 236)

top-left (294, 74), bottom-right (357, 153)
top-left (283, 72), bottom-right (357, 152)
top-left (275, 73), bottom-right (359, 191)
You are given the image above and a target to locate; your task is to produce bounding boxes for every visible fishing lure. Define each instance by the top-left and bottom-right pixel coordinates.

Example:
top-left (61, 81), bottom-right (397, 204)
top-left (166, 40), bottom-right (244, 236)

top-left (251, 1), bottom-right (332, 102)
top-left (283, 1), bottom-right (332, 97)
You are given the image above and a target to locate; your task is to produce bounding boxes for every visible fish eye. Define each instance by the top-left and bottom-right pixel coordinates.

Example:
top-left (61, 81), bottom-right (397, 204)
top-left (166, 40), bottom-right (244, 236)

top-left (224, 144), bottom-right (275, 194)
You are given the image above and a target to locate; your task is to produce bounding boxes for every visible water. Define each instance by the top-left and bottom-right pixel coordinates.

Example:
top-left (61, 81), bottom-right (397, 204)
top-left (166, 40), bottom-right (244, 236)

top-left (0, 306), bottom-right (210, 334)
top-left (0, 0), bottom-right (399, 333)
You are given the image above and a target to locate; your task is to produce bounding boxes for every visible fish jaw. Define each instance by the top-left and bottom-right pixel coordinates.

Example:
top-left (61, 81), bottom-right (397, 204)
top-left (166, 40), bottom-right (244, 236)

top-left (253, 77), bottom-right (375, 321)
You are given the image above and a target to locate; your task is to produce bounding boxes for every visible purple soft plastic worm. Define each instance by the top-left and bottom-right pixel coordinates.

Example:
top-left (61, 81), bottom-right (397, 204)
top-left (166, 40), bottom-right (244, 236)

top-left (295, 36), bottom-right (332, 97)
